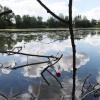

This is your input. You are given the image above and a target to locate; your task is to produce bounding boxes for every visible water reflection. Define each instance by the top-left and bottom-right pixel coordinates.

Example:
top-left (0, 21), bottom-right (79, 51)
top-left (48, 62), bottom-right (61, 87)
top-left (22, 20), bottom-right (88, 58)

top-left (83, 34), bottom-right (100, 46)
top-left (58, 52), bottom-right (89, 72)
top-left (22, 57), bottom-right (47, 78)
top-left (0, 30), bottom-right (100, 99)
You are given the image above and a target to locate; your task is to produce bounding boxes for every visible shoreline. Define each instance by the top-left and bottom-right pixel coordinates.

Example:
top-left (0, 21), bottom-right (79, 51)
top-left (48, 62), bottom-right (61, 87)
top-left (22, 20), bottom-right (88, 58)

top-left (0, 28), bottom-right (100, 32)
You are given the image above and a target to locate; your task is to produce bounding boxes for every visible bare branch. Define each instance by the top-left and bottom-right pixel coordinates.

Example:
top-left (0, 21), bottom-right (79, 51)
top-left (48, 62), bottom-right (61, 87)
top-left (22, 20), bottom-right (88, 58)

top-left (41, 54), bottom-right (63, 86)
top-left (11, 60), bottom-right (54, 70)
top-left (81, 87), bottom-right (100, 99)
top-left (0, 92), bottom-right (8, 100)
top-left (46, 69), bottom-right (63, 88)
top-left (37, 0), bottom-right (68, 24)
top-left (81, 74), bottom-right (91, 95)
top-left (81, 74), bottom-right (100, 99)
top-left (69, 0), bottom-right (76, 100)
top-left (0, 51), bottom-right (59, 59)
top-left (11, 54), bottom-right (63, 70)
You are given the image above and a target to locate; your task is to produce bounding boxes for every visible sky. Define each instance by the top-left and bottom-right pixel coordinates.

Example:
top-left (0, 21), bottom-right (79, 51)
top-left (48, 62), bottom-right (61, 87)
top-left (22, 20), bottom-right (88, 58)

top-left (0, 0), bottom-right (100, 20)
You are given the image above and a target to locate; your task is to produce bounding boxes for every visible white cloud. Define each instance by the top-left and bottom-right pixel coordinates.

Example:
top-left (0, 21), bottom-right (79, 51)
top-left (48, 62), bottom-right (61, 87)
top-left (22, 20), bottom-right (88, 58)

top-left (0, 0), bottom-right (68, 20)
top-left (83, 34), bottom-right (100, 46)
top-left (59, 52), bottom-right (89, 72)
top-left (0, 0), bottom-right (48, 18)
top-left (82, 7), bottom-right (100, 20)
top-left (0, 0), bottom-right (100, 20)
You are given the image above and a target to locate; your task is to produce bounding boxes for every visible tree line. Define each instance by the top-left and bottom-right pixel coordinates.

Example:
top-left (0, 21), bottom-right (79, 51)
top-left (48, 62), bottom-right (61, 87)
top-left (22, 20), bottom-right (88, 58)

top-left (0, 5), bottom-right (100, 29)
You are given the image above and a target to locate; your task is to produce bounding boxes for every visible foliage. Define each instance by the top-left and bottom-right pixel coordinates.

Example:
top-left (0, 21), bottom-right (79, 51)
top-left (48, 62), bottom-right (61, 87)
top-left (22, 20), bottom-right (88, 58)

top-left (0, 5), bottom-right (14, 28)
top-left (0, 4), bottom-right (99, 29)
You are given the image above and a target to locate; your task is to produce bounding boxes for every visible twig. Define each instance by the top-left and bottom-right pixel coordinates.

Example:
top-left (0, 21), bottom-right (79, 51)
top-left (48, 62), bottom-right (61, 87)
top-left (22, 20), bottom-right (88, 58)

top-left (47, 58), bottom-right (63, 88)
top-left (11, 59), bottom-right (56, 70)
top-left (41, 71), bottom-right (50, 85)
top-left (41, 54), bottom-right (63, 86)
top-left (37, 0), bottom-right (68, 24)
top-left (0, 51), bottom-right (59, 59)
top-left (0, 92), bottom-right (8, 100)
top-left (81, 87), bottom-right (100, 99)
top-left (46, 69), bottom-right (63, 88)
top-left (81, 74), bottom-right (91, 95)
top-left (81, 74), bottom-right (100, 99)
top-left (11, 54), bottom-right (62, 70)
top-left (7, 47), bottom-right (22, 55)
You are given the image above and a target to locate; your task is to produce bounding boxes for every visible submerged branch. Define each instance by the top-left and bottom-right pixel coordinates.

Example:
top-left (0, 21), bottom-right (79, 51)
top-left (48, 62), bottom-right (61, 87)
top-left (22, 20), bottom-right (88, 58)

top-left (0, 51), bottom-right (59, 59)
top-left (81, 87), bottom-right (100, 99)
top-left (81, 74), bottom-right (92, 95)
top-left (69, 0), bottom-right (76, 100)
top-left (46, 69), bottom-right (63, 88)
top-left (41, 54), bottom-right (63, 87)
top-left (11, 60), bottom-right (54, 70)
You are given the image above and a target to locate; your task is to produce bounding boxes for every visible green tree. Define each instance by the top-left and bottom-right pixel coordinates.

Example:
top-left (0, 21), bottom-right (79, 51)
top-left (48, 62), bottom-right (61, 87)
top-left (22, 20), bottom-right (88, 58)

top-left (91, 19), bottom-right (97, 27)
top-left (47, 17), bottom-right (59, 28)
top-left (22, 15), bottom-right (31, 28)
top-left (15, 15), bottom-right (22, 28)
top-left (0, 5), bottom-right (14, 28)
top-left (37, 16), bottom-right (43, 27)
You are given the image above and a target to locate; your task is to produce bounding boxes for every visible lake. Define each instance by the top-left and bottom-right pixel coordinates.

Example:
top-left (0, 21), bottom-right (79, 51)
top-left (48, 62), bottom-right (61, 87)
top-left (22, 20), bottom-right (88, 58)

top-left (0, 30), bottom-right (100, 100)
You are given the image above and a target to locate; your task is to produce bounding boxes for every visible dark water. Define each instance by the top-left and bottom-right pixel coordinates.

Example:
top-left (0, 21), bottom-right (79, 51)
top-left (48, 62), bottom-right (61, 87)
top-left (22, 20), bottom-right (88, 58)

top-left (0, 30), bottom-right (100, 100)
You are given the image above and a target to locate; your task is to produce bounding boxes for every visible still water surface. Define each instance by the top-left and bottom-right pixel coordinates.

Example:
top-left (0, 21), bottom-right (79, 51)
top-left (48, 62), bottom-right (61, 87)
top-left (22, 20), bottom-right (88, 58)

top-left (0, 30), bottom-right (100, 100)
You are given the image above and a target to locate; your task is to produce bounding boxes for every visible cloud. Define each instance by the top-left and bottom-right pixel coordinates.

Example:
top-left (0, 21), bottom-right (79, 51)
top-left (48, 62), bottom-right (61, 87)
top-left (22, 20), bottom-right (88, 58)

top-left (0, 0), bottom-right (47, 17)
top-left (0, 60), bottom-right (15, 74)
top-left (22, 57), bottom-right (47, 78)
top-left (82, 7), bottom-right (100, 20)
top-left (83, 34), bottom-right (100, 46)
top-left (0, 0), bottom-right (68, 20)
top-left (0, 0), bottom-right (100, 20)
top-left (59, 52), bottom-right (89, 72)
top-left (20, 51), bottom-right (89, 78)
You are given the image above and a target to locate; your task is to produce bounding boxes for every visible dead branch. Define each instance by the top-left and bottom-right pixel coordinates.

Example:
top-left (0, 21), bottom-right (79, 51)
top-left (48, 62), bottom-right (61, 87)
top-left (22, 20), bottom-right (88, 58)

top-left (0, 49), bottom-right (63, 87)
top-left (46, 69), bottom-right (63, 88)
top-left (69, 0), bottom-right (76, 100)
top-left (41, 54), bottom-right (63, 87)
top-left (81, 74), bottom-right (91, 95)
top-left (37, 0), bottom-right (68, 24)
top-left (81, 74), bottom-right (100, 99)
top-left (11, 60), bottom-right (55, 70)
top-left (0, 51), bottom-right (59, 59)
top-left (0, 92), bottom-right (8, 100)
top-left (81, 87), bottom-right (100, 99)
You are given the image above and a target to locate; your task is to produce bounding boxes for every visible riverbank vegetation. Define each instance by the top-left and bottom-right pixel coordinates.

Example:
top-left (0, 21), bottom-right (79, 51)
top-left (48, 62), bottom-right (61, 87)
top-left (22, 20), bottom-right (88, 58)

top-left (0, 4), bottom-right (100, 29)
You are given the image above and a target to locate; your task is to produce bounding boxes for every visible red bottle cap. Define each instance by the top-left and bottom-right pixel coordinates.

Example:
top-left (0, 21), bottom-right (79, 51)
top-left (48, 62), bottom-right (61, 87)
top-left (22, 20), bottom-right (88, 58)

top-left (56, 71), bottom-right (61, 77)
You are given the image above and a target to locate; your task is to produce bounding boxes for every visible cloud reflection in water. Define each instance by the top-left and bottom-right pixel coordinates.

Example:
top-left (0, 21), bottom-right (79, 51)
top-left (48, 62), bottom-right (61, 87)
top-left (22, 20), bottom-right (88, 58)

top-left (58, 52), bottom-right (90, 72)
top-left (83, 34), bottom-right (100, 46)
top-left (20, 52), bottom-right (89, 78)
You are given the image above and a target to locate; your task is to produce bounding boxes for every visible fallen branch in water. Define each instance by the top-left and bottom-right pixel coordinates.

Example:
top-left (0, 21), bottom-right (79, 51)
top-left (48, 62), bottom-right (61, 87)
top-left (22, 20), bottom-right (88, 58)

top-left (41, 54), bottom-right (63, 88)
top-left (81, 74), bottom-right (100, 99)
top-left (81, 74), bottom-right (92, 95)
top-left (0, 50), bottom-right (63, 88)
top-left (0, 50), bottom-right (59, 59)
